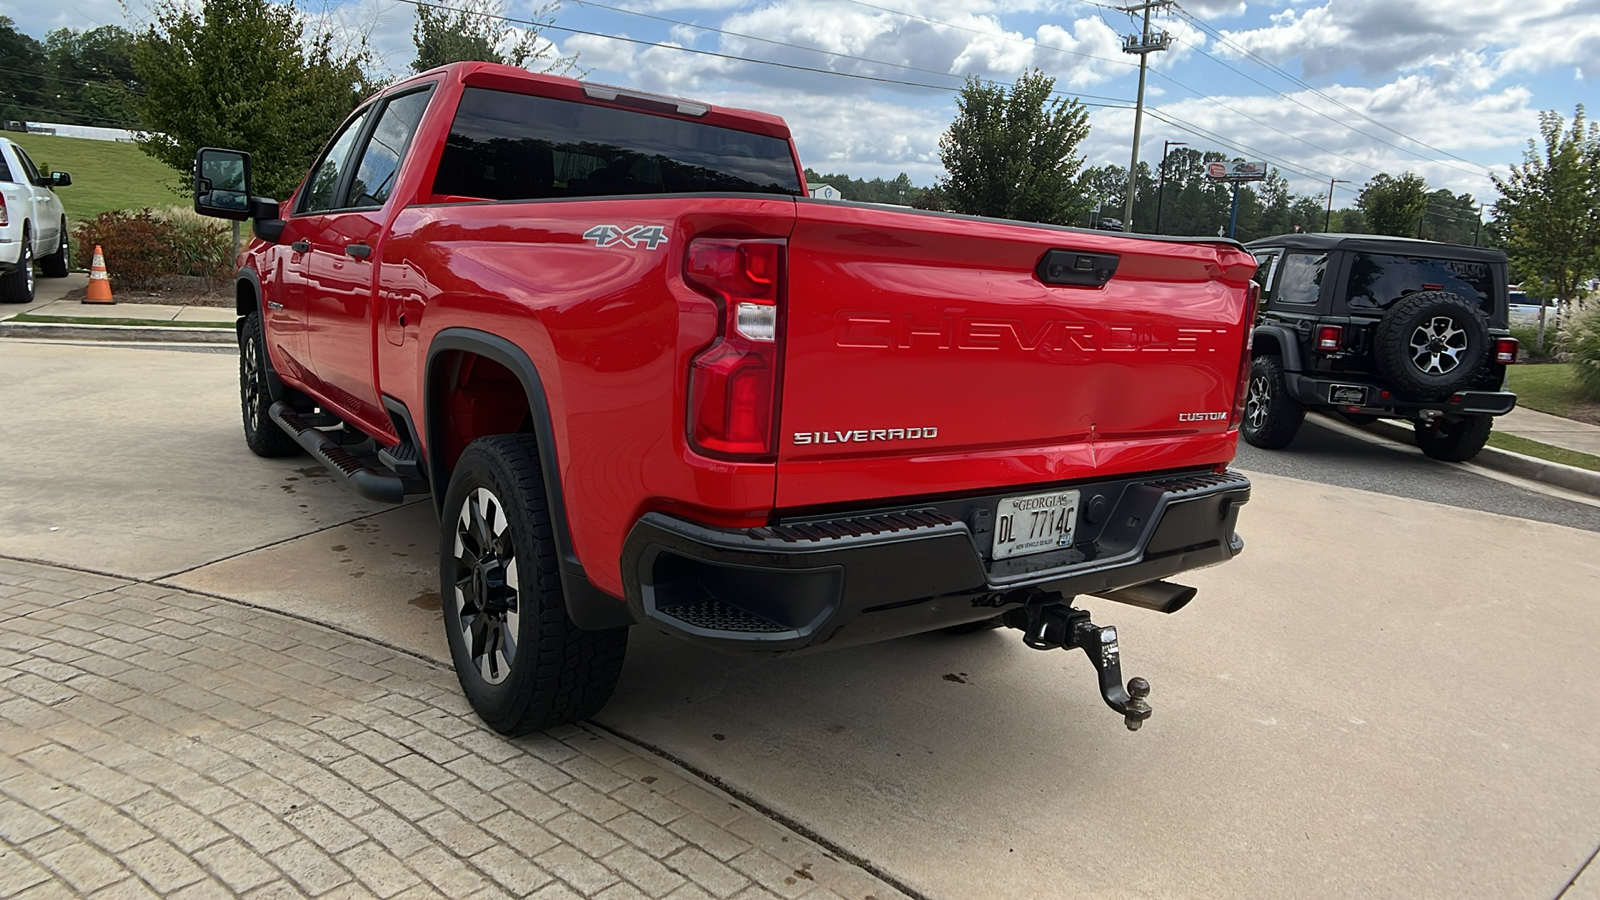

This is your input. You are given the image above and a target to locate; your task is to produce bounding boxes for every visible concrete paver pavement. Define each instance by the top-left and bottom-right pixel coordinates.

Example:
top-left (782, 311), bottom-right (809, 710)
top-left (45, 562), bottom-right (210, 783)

top-left (0, 556), bottom-right (909, 900)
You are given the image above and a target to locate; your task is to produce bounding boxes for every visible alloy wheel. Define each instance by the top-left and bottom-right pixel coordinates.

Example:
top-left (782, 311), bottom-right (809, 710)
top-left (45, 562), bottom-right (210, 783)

top-left (1408, 316), bottom-right (1467, 375)
top-left (453, 487), bottom-right (521, 686)
top-left (1245, 373), bottom-right (1270, 431)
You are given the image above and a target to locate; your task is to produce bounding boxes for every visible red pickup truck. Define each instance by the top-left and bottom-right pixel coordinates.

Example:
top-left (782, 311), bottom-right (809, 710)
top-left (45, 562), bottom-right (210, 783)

top-left (194, 62), bottom-right (1255, 734)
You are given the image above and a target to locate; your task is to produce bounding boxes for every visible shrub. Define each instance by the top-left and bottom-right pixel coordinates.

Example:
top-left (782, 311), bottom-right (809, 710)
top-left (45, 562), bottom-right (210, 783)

top-left (1510, 325), bottom-right (1559, 362)
top-left (73, 210), bottom-right (178, 290)
top-left (1564, 303), bottom-right (1600, 401)
top-left (71, 207), bottom-right (235, 291)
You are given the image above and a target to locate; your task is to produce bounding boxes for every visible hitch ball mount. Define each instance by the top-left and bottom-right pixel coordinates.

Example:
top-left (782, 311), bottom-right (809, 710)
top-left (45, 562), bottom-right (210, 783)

top-left (1006, 599), bottom-right (1153, 731)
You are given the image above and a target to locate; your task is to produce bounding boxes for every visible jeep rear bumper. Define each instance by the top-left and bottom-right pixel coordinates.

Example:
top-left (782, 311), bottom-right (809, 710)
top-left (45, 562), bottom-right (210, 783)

top-left (1286, 374), bottom-right (1517, 417)
top-left (620, 469), bottom-right (1250, 654)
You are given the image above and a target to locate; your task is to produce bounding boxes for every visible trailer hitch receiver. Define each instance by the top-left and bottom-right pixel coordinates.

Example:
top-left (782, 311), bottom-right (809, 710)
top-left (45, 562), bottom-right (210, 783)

top-left (1015, 601), bottom-right (1153, 731)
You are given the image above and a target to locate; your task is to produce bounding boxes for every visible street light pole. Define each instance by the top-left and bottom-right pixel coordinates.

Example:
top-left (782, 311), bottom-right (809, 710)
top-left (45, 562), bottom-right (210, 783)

top-left (1153, 140), bottom-right (1186, 235)
top-left (1324, 178), bottom-right (1351, 231)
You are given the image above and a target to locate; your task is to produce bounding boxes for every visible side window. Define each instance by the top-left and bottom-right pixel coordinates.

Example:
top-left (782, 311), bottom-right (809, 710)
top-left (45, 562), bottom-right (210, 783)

top-left (1274, 252), bottom-right (1327, 305)
top-left (1251, 251), bottom-right (1281, 301)
top-left (348, 89), bottom-right (434, 209)
top-left (297, 108), bottom-right (372, 215)
top-left (0, 149), bottom-right (12, 182)
top-left (14, 146), bottom-right (43, 184)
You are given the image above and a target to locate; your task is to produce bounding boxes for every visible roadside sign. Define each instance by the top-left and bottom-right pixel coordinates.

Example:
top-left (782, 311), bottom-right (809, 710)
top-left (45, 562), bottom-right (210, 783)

top-left (1206, 160), bottom-right (1268, 182)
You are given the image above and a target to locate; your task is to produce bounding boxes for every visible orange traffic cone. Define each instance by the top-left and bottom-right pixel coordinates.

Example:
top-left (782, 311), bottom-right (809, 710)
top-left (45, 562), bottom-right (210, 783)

top-left (84, 245), bottom-right (114, 305)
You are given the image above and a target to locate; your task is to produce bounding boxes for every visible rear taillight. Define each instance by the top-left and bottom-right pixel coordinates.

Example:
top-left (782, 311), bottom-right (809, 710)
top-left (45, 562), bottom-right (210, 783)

top-left (1316, 325), bottom-right (1343, 352)
top-left (1229, 282), bottom-right (1260, 429)
top-left (1495, 337), bottom-right (1519, 365)
top-left (0, 193), bottom-right (8, 227)
top-left (684, 239), bottom-right (785, 460)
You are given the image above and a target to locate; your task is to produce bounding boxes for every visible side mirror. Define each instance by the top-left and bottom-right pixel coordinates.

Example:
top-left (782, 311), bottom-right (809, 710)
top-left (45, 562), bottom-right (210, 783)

top-left (193, 148), bottom-right (254, 221)
top-left (50, 171), bottom-right (71, 187)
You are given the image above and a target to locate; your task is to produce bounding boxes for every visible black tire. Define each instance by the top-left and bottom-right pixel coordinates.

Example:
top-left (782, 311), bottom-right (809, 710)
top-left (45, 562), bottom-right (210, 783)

top-left (0, 226), bottom-right (35, 303)
top-left (441, 434), bottom-right (629, 735)
top-left (1374, 291), bottom-right (1491, 401)
top-left (940, 616), bottom-right (1004, 635)
top-left (38, 219), bottom-right (69, 278)
top-left (1414, 416), bottom-right (1493, 462)
top-left (240, 311), bottom-right (303, 458)
top-left (1241, 356), bottom-right (1305, 449)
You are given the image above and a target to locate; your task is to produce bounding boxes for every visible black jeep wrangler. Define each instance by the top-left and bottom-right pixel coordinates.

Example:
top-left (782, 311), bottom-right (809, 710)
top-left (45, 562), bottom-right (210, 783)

top-left (1242, 234), bottom-right (1519, 462)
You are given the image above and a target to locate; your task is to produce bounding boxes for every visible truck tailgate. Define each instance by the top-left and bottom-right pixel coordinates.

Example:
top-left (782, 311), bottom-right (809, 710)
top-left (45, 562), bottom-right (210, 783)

top-left (775, 202), bottom-right (1257, 510)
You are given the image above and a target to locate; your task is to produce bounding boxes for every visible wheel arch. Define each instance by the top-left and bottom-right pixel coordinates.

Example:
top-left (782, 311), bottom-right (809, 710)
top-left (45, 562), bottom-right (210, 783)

top-left (1251, 323), bottom-right (1304, 372)
top-left (236, 267), bottom-right (262, 318)
top-left (425, 327), bottom-right (633, 630)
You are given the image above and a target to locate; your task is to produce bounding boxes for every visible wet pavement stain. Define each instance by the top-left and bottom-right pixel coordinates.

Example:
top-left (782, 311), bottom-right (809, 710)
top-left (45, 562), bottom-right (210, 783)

top-left (408, 590), bottom-right (442, 611)
top-left (330, 545), bottom-right (347, 552)
top-left (295, 466), bottom-right (333, 479)
top-left (943, 673), bottom-right (968, 684)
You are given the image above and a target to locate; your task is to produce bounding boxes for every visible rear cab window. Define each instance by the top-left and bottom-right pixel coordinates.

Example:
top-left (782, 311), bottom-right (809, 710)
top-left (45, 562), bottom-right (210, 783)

top-left (431, 87), bottom-right (804, 202)
top-left (1251, 250), bottom-right (1281, 302)
top-left (1344, 253), bottom-right (1497, 315)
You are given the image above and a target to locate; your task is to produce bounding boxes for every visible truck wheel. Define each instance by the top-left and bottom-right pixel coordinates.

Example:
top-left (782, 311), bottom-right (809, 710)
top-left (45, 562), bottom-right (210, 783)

top-left (1414, 416), bottom-right (1493, 462)
top-left (441, 434), bottom-right (629, 735)
top-left (1241, 356), bottom-right (1304, 449)
top-left (240, 311), bottom-right (303, 458)
top-left (1374, 291), bottom-right (1490, 401)
top-left (0, 227), bottom-right (35, 303)
top-left (38, 219), bottom-right (69, 278)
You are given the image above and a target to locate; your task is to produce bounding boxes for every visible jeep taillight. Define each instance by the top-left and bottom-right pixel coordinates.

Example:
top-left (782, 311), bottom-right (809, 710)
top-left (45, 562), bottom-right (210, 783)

top-left (684, 239), bottom-right (785, 460)
top-left (1316, 325), bottom-right (1343, 352)
top-left (1495, 337), bottom-right (1519, 365)
top-left (1229, 281), bottom-right (1260, 429)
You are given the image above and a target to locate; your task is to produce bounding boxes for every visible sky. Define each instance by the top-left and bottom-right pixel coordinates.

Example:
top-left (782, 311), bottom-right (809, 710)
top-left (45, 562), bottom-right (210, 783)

top-left (6, 0), bottom-right (1599, 207)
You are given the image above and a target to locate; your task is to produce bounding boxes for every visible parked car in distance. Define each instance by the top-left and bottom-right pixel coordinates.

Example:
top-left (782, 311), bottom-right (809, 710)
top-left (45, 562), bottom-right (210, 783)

top-left (1242, 233), bottom-right (1519, 462)
top-left (0, 135), bottom-right (73, 303)
top-left (1507, 289), bottom-right (1560, 327)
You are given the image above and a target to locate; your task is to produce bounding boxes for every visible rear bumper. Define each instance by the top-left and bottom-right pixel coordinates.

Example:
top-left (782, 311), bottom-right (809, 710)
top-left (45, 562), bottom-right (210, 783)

top-left (1287, 374), bottom-right (1517, 417)
top-left (621, 469), bottom-right (1250, 654)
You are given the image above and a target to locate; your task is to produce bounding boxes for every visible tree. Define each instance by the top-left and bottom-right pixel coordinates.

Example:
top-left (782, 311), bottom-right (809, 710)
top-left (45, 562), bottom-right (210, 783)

top-left (134, 0), bottom-right (375, 199)
top-left (0, 17), bottom-right (50, 124)
top-left (1494, 105), bottom-right (1600, 347)
top-left (1357, 172), bottom-right (1430, 237)
top-left (412, 0), bottom-right (575, 74)
top-left (45, 26), bottom-right (141, 127)
top-left (801, 168), bottom-right (928, 206)
top-left (936, 70), bottom-right (1091, 225)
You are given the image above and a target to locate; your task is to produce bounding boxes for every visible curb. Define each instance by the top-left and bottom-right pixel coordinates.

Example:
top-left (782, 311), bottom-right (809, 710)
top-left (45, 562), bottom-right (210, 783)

top-left (1364, 417), bottom-right (1600, 499)
top-left (0, 321), bottom-right (236, 345)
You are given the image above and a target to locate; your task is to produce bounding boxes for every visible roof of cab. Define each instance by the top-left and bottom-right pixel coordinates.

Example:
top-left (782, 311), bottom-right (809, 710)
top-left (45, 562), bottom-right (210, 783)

top-left (387, 61), bottom-right (794, 141)
top-left (1246, 232), bottom-right (1507, 263)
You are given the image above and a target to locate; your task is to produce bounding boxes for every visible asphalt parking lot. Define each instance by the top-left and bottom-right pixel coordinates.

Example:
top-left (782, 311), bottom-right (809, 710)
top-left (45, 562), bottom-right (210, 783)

top-left (3, 339), bottom-right (1599, 899)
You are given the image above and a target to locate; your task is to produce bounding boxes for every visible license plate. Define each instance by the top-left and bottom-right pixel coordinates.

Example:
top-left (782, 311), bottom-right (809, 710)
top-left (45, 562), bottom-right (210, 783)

top-left (991, 489), bottom-right (1080, 560)
top-left (1329, 384), bottom-right (1368, 405)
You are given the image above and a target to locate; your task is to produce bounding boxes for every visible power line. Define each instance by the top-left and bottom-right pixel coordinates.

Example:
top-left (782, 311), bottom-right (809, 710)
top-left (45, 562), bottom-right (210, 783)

top-left (1172, 6), bottom-right (1492, 173)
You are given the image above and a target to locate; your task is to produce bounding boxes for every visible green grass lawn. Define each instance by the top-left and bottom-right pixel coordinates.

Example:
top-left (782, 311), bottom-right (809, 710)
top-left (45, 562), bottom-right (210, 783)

top-left (1487, 431), bottom-right (1600, 473)
top-left (10, 132), bottom-right (185, 221)
top-left (1503, 363), bottom-right (1592, 417)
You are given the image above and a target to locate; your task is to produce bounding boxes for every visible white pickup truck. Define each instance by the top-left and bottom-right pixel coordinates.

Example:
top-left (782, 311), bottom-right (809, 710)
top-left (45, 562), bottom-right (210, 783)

top-left (0, 136), bottom-right (73, 303)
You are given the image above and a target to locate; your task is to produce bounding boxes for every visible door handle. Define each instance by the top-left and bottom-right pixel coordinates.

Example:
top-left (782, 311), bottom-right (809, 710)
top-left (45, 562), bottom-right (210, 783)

top-left (290, 240), bottom-right (310, 254)
top-left (345, 243), bottom-right (371, 260)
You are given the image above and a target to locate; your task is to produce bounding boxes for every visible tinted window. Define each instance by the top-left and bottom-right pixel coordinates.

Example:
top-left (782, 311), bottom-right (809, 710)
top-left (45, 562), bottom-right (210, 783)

top-left (0, 150), bottom-right (12, 182)
top-left (433, 87), bottom-right (802, 201)
top-left (299, 108), bottom-right (371, 214)
top-left (1251, 251), bottom-right (1280, 292)
top-left (349, 89), bottom-right (433, 208)
top-left (1275, 252), bottom-right (1327, 305)
top-left (14, 146), bottom-right (42, 183)
top-left (1345, 253), bottom-right (1495, 313)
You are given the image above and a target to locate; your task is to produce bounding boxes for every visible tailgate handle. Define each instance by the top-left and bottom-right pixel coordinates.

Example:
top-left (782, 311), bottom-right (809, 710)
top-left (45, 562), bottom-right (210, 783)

top-left (1036, 249), bottom-right (1120, 288)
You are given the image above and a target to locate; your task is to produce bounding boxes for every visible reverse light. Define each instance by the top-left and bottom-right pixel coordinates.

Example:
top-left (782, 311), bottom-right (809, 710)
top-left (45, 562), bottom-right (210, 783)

top-left (1495, 337), bottom-right (1519, 365)
top-left (1229, 281), bottom-right (1261, 429)
top-left (1316, 325), bottom-right (1343, 352)
top-left (684, 239), bottom-right (785, 460)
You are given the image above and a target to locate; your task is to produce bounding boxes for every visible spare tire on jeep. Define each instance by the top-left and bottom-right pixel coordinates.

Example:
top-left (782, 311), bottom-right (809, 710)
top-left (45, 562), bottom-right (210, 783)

top-left (1373, 290), bottom-right (1491, 401)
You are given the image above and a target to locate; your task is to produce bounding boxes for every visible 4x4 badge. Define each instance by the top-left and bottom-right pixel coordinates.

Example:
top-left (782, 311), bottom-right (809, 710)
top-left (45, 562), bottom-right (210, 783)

top-left (583, 224), bottom-right (668, 250)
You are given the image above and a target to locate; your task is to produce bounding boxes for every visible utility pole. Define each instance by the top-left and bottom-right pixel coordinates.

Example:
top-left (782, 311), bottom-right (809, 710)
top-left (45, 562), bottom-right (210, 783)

top-left (1473, 203), bottom-right (1484, 246)
top-left (1324, 178), bottom-right (1350, 231)
top-left (1153, 139), bottom-right (1186, 234)
top-left (1120, 1), bottom-right (1172, 233)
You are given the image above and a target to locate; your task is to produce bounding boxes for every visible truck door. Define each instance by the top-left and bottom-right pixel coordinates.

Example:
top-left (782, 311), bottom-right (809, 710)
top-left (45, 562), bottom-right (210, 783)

top-left (301, 88), bottom-right (433, 437)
